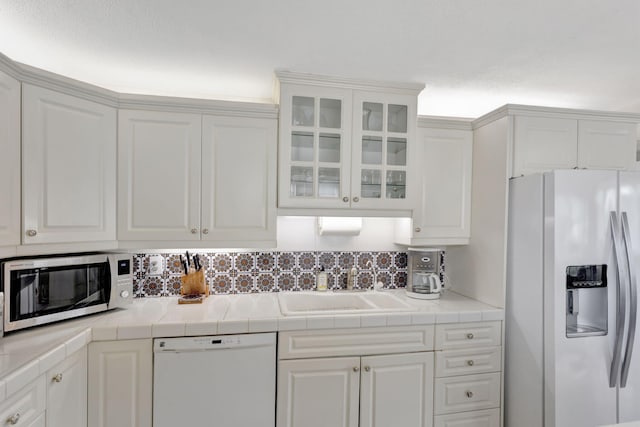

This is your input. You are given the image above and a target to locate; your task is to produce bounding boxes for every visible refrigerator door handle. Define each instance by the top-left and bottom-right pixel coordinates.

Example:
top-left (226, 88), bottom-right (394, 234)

top-left (610, 211), bottom-right (627, 388)
top-left (620, 212), bottom-right (637, 388)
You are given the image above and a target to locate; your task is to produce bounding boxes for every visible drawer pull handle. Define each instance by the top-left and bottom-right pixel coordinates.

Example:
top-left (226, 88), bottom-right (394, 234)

top-left (343, 197), bottom-right (349, 203)
top-left (7, 413), bottom-right (20, 425)
top-left (466, 391), bottom-right (474, 398)
top-left (364, 366), bottom-right (370, 372)
top-left (467, 360), bottom-right (474, 366)
top-left (353, 367), bottom-right (359, 372)
top-left (466, 333), bottom-right (474, 339)
top-left (52, 373), bottom-right (63, 383)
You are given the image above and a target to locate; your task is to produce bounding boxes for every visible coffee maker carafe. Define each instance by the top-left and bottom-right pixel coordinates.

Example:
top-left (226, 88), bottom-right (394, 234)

top-left (406, 248), bottom-right (443, 300)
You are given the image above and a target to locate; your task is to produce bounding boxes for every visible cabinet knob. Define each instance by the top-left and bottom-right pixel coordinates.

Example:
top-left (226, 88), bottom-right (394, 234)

top-left (414, 227), bottom-right (421, 233)
top-left (343, 197), bottom-right (349, 203)
top-left (202, 228), bottom-right (209, 235)
top-left (7, 412), bottom-right (20, 425)
top-left (353, 366), bottom-right (359, 372)
top-left (191, 228), bottom-right (198, 234)
top-left (466, 333), bottom-right (474, 339)
top-left (467, 360), bottom-right (474, 366)
top-left (52, 373), bottom-right (63, 383)
top-left (353, 197), bottom-right (360, 203)
top-left (364, 366), bottom-right (370, 372)
top-left (26, 229), bottom-right (37, 237)
top-left (466, 391), bottom-right (474, 398)
top-left (120, 290), bottom-right (130, 299)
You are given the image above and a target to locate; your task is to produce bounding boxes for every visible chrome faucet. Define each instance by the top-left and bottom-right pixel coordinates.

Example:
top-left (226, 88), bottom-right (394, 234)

top-left (347, 266), bottom-right (357, 290)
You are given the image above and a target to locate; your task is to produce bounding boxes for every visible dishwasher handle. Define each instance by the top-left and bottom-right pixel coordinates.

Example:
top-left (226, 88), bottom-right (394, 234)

top-left (154, 333), bottom-right (276, 353)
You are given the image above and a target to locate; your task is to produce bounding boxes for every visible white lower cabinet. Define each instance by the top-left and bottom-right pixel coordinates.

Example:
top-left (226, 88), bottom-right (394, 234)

top-left (47, 347), bottom-right (87, 427)
top-left (0, 376), bottom-right (46, 427)
top-left (277, 326), bottom-right (435, 427)
top-left (434, 322), bottom-right (502, 427)
top-left (88, 339), bottom-right (152, 427)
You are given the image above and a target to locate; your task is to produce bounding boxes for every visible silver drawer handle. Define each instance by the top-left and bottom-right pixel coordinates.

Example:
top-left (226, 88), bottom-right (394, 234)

top-left (26, 229), bottom-right (37, 237)
top-left (190, 228), bottom-right (198, 234)
top-left (7, 412), bottom-right (20, 425)
top-left (202, 228), bottom-right (209, 235)
top-left (364, 366), bottom-right (370, 372)
top-left (353, 366), bottom-right (359, 372)
top-left (466, 391), bottom-right (474, 398)
top-left (467, 360), bottom-right (474, 366)
top-left (52, 373), bottom-right (63, 383)
top-left (353, 197), bottom-right (360, 203)
top-left (415, 227), bottom-right (421, 232)
top-left (343, 197), bottom-right (349, 203)
top-left (466, 333), bottom-right (474, 339)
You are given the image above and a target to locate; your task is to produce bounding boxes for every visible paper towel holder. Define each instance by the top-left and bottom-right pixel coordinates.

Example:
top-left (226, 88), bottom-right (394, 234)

top-left (317, 217), bottom-right (362, 236)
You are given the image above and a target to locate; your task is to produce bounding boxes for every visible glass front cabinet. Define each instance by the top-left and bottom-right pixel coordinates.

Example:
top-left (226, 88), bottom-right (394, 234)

top-left (277, 72), bottom-right (422, 211)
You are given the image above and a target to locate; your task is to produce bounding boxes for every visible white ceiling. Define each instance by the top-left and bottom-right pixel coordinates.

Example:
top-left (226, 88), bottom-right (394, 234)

top-left (2, 0), bottom-right (640, 118)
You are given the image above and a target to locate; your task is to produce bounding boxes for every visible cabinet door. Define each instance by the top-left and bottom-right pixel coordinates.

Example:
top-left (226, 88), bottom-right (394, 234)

top-left (512, 116), bottom-right (577, 177)
top-left (88, 339), bottom-right (152, 427)
top-left (360, 352), bottom-right (434, 427)
top-left (0, 70), bottom-right (20, 246)
top-left (351, 91), bottom-right (417, 210)
top-left (278, 84), bottom-right (352, 209)
top-left (47, 347), bottom-right (87, 427)
top-left (277, 357), bottom-right (360, 427)
top-left (578, 120), bottom-right (637, 170)
top-left (413, 127), bottom-right (472, 242)
top-left (118, 110), bottom-right (201, 241)
top-left (201, 115), bottom-right (276, 242)
top-left (22, 84), bottom-right (116, 244)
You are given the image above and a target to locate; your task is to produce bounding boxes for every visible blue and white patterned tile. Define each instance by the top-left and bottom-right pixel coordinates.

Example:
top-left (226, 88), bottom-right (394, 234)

top-left (256, 273), bottom-right (276, 292)
top-left (256, 253), bottom-right (276, 272)
top-left (211, 274), bottom-right (233, 294)
top-left (234, 252), bottom-right (255, 273)
top-left (235, 273), bottom-right (256, 293)
top-left (277, 252), bottom-right (296, 271)
top-left (297, 251), bottom-right (318, 272)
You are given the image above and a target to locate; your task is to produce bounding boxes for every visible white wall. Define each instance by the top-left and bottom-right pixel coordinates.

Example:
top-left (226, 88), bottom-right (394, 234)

top-left (276, 217), bottom-right (404, 252)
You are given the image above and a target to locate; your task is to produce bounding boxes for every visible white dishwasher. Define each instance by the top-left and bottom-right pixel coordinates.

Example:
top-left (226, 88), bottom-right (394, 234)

top-left (153, 332), bottom-right (276, 427)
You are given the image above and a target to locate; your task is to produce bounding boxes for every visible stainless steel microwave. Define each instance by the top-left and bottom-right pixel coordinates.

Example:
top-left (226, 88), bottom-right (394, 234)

top-left (1, 253), bottom-right (133, 334)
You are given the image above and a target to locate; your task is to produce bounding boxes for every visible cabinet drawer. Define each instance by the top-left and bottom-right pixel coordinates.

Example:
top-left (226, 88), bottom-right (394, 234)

top-left (435, 322), bottom-right (501, 350)
top-left (434, 408), bottom-right (500, 427)
top-left (434, 372), bottom-right (500, 415)
top-left (279, 326), bottom-right (434, 359)
top-left (0, 376), bottom-right (45, 427)
top-left (435, 347), bottom-right (501, 377)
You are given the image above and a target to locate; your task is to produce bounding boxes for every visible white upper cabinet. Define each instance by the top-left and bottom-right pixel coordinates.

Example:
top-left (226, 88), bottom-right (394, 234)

top-left (512, 113), bottom-right (639, 177)
top-left (398, 124), bottom-right (472, 245)
top-left (201, 115), bottom-right (277, 242)
top-left (118, 110), bottom-right (202, 241)
top-left (577, 119), bottom-right (637, 170)
top-left (22, 84), bottom-right (116, 244)
top-left (277, 72), bottom-right (423, 212)
top-left (0, 70), bottom-right (20, 247)
top-left (119, 109), bottom-right (277, 245)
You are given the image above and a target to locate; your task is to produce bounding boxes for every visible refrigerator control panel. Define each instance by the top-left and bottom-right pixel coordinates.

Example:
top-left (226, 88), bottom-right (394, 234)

top-left (566, 265), bottom-right (607, 289)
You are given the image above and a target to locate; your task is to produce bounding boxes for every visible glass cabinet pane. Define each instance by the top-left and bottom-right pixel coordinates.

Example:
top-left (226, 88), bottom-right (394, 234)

top-left (291, 132), bottom-right (314, 161)
top-left (363, 102), bottom-right (383, 131)
top-left (292, 96), bottom-right (314, 126)
top-left (387, 137), bottom-right (407, 166)
top-left (290, 166), bottom-right (314, 197)
top-left (386, 170), bottom-right (406, 199)
top-left (361, 169), bottom-right (382, 199)
top-left (319, 99), bottom-right (341, 129)
top-left (319, 133), bottom-right (341, 163)
top-left (318, 167), bottom-right (340, 198)
top-left (388, 104), bottom-right (408, 133)
top-left (362, 136), bottom-right (383, 165)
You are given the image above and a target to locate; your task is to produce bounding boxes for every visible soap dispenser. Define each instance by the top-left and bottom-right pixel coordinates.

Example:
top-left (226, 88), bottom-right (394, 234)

top-left (317, 266), bottom-right (328, 291)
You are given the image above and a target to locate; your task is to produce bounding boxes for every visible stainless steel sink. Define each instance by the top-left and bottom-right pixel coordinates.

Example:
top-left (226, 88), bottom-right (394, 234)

top-left (278, 291), bottom-right (412, 316)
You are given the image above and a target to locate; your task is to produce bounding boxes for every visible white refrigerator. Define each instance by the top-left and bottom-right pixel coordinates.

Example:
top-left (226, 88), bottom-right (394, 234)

top-left (506, 170), bottom-right (640, 427)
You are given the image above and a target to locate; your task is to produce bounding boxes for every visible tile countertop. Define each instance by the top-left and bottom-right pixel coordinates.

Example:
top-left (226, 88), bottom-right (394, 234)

top-left (0, 289), bottom-right (503, 396)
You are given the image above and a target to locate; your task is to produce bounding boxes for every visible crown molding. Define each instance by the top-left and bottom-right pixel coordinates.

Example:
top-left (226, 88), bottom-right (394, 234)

top-left (473, 103), bottom-right (640, 129)
top-left (418, 115), bottom-right (473, 130)
top-left (118, 93), bottom-right (278, 119)
top-left (0, 52), bottom-right (278, 118)
top-left (275, 70), bottom-right (425, 96)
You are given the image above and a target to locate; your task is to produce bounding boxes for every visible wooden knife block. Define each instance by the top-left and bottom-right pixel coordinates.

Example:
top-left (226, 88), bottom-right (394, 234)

top-left (180, 270), bottom-right (208, 297)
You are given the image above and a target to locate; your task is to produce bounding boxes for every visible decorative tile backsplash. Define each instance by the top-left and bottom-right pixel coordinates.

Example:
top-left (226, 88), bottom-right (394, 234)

top-left (132, 251), bottom-right (422, 297)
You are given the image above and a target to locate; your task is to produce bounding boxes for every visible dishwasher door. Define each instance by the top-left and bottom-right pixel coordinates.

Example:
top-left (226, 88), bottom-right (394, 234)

top-left (153, 333), bottom-right (276, 427)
